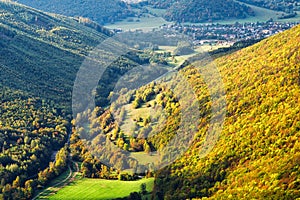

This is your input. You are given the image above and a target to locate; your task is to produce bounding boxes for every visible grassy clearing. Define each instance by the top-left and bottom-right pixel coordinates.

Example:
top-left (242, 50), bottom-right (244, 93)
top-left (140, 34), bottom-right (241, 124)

top-left (48, 178), bottom-right (155, 200)
top-left (145, 7), bottom-right (167, 17)
top-left (120, 100), bottom-right (164, 135)
top-left (130, 152), bottom-right (160, 165)
top-left (105, 16), bottom-right (170, 31)
top-left (156, 44), bottom-right (229, 66)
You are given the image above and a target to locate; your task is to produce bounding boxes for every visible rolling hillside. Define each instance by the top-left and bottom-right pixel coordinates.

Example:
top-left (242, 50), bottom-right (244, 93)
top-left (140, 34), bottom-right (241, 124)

top-left (151, 24), bottom-right (300, 199)
top-left (147, 0), bottom-right (255, 22)
top-left (0, 1), bottom-right (145, 199)
top-left (1, 0), bottom-right (300, 199)
top-left (0, 1), bottom-right (147, 112)
top-left (15, 0), bottom-right (135, 25)
top-left (0, 1), bottom-right (111, 110)
top-left (0, 1), bottom-right (111, 199)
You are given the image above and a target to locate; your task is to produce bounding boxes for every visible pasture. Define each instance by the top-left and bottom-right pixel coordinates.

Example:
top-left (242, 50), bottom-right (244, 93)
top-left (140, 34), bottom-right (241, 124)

top-left (48, 178), bottom-right (154, 199)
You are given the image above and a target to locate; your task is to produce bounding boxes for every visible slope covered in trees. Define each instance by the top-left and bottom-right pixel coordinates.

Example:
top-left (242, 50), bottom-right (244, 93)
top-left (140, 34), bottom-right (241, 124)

top-left (151, 24), bottom-right (300, 199)
top-left (15, 0), bottom-right (135, 25)
top-left (0, 1), bottom-right (110, 112)
top-left (147, 0), bottom-right (255, 22)
top-left (0, 1), bottom-right (149, 113)
top-left (238, 0), bottom-right (300, 12)
top-left (0, 1), bottom-right (145, 199)
top-left (0, 2), bottom-right (99, 198)
top-left (0, 86), bottom-right (70, 199)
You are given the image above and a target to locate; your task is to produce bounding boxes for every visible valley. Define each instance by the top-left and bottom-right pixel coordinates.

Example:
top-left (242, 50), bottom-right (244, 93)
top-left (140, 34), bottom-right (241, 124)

top-left (1, 0), bottom-right (300, 200)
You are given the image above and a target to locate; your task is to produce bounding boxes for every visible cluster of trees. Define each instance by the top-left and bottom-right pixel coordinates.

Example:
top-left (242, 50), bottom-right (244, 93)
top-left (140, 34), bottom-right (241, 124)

top-left (110, 81), bottom-right (183, 155)
top-left (69, 117), bottom-right (119, 179)
top-left (173, 41), bottom-right (194, 56)
top-left (71, 77), bottom-right (187, 174)
top-left (69, 122), bottom-right (147, 180)
top-left (152, 23), bottom-right (300, 199)
top-left (146, 0), bottom-right (177, 9)
top-left (0, 87), bottom-right (70, 199)
top-left (1, 146), bottom-right (69, 199)
top-left (117, 30), bottom-right (179, 48)
top-left (0, 1), bottom-right (161, 199)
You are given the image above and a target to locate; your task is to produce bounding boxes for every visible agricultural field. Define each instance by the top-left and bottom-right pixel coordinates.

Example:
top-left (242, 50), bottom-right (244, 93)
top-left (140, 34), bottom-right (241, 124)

top-left (47, 178), bottom-right (154, 199)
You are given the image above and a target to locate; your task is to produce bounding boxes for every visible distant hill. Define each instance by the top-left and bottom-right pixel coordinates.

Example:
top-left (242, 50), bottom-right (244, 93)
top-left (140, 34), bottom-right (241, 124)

top-left (147, 0), bottom-right (255, 22)
top-left (238, 0), bottom-right (300, 12)
top-left (151, 24), bottom-right (300, 198)
top-left (15, 0), bottom-right (135, 24)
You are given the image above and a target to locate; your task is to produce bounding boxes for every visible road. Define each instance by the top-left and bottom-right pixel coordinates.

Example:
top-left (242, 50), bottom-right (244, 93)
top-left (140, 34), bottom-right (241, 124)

top-left (31, 161), bottom-right (79, 200)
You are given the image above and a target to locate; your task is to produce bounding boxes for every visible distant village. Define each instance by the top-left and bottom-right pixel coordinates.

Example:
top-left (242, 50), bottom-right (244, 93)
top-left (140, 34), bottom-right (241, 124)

top-left (159, 21), bottom-right (300, 46)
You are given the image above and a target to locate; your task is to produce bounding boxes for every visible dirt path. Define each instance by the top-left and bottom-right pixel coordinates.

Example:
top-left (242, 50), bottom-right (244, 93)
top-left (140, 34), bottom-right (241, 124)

top-left (32, 161), bottom-right (79, 200)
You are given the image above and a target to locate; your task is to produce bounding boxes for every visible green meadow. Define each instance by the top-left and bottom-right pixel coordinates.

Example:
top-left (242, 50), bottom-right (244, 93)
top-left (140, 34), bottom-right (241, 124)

top-left (48, 178), bottom-right (154, 200)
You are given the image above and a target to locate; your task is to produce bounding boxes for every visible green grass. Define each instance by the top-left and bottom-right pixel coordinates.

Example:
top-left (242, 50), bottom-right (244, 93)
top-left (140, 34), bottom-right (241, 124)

top-left (35, 166), bottom-right (74, 199)
top-left (130, 152), bottom-right (160, 165)
top-left (120, 102), bottom-right (157, 133)
top-left (105, 16), bottom-right (170, 31)
top-left (145, 6), bottom-right (167, 17)
top-left (155, 44), bottom-right (229, 66)
top-left (48, 178), bottom-right (154, 200)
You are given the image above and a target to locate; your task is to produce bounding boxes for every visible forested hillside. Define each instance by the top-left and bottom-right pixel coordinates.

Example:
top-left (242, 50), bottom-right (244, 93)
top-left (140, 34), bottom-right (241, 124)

top-left (0, 86), bottom-right (70, 199)
top-left (147, 0), bottom-right (255, 22)
top-left (15, 0), bottom-right (135, 25)
top-left (152, 24), bottom-right (300, 199)
top-left (238, 0), bottom-right (300, 12)
top-left (0, 1), bottom-right (148, 113)
top-left (0, 1), bottom-right (144, 199)
top-left (0, 1), bottom-right (111, 112)
top-left (0, 1), bottom-right (106, 198)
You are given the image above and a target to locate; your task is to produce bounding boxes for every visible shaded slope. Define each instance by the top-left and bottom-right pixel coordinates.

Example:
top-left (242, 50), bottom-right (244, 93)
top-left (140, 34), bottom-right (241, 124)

top-left (0, 1), bottom-right (140, 113)
top-left (0, 2), bottom-right (140, 199)
top-left (0, 2), bottom-right (110, 197)
top-left (153, 24), bottom-right (300, 199)
top-left (15, 0), bottom-right (135, 25)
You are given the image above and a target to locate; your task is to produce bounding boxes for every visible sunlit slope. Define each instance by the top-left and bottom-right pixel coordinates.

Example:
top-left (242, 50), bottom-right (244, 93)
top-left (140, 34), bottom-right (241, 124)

top-left (153, 25), bottom-right (300, 199)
